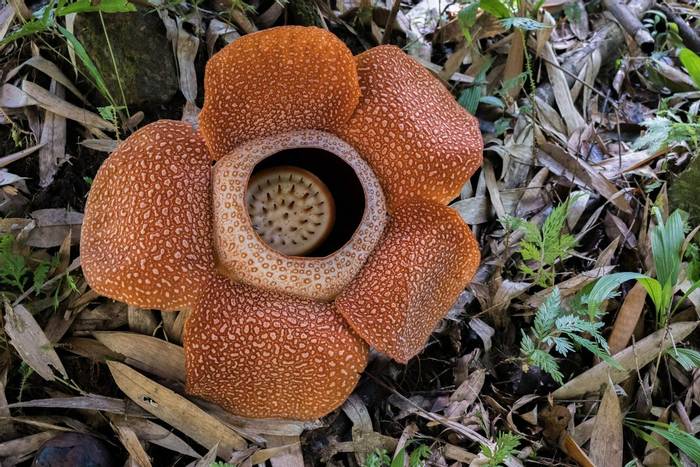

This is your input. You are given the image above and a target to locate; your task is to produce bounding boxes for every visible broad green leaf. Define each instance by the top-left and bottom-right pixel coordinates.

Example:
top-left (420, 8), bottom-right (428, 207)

top-left (667, 346), bottom-right (700, 371)
top-left (586, 272), bottom-right (648, 319)
top-left (679, 48), bottom-right (700, 89)
top-left (479, 0), bottom-right (512, 19)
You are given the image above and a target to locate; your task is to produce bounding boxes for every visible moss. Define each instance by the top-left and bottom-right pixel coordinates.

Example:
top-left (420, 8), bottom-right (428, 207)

top-left (74, 9), bottom-right (179, 107)
top-left (288, 0), bottom-right (322, 26)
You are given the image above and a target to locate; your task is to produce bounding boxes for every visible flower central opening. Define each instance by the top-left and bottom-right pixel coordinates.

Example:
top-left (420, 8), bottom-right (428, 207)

top-left (246, 147), bottom-right (366, 258)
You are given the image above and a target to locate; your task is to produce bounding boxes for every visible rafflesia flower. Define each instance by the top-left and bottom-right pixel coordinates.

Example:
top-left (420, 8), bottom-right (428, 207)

top-left (82, 26), bottom-right (483, 420)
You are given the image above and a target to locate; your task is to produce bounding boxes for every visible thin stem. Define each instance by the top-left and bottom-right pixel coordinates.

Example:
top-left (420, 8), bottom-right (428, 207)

top-left (98, 11), bottom-right (130, 118)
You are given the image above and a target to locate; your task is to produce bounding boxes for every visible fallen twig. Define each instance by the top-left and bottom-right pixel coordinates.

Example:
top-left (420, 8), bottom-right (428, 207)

top-left (603, 0), bottom-right (654, 54)
top-left (657, 4), bottom-right (700, 54)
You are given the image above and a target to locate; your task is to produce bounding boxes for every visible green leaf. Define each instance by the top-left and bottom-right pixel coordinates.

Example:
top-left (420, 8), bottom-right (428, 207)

top-left (479, 0), bottom-right (512, 19)
top-left (32, 260), bottom-right (52, 293)
top-left (408, 445), bottom-right (431, 467)
top-left (667, 347), bottom-right (700, 371)
top-left (390, 448), bottom-right (406, 467)
top-left (679, 48), bottom-right (700, 89)
top-left (56, 0), bottom-right (136, 15)
top-left (568, 333), bottom-right (624, 370)
top-left (479, 95), bottom-right (505, 108)
top-left (500, 17), bottom-right (548, 31)
top-left (458, 3), bottom-right (480, 43)
top-left (57, 25), bottom-right (113, 103)
top-left (458, 58), bottom-right (492, 114)
top-left (480, 432), bottom-right (520, 467)
top-left (0, 19), bottom-right (50, 46)
top-left (651, 209), bottom-right (686, 290)
top-left (647, 422), bottom-right (700, 464)
top-left (585, 272), bottom-right (648, 319)
top-left (533, 287), bottom-right (562, 341)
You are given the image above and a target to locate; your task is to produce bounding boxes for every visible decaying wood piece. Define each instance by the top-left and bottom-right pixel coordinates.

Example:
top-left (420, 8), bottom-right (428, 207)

top-left (656, 4), bottom-right (700, 54)
top-left (536, 0), bottom-right (653, 106)
top-left (602, 0), bottom-right (654, 54)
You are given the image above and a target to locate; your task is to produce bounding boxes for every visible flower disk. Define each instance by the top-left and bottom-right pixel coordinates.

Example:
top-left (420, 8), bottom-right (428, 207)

top-left (81, 121), bottom-right (215, 310)
top-left (335, 199), bottom-right (480, 363)
top-left (184, 277), bottom-right (369, 420)
top-left (337, 46), bottom-right (483, 212)
top-left (200, 26), bottom-right (360, 159)
top-left (212, 130), bottom-right (386, 302)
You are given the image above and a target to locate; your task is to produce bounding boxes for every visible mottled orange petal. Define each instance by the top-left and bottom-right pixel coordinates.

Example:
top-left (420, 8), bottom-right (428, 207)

top-left (337, 46), bottom-right (483, 212)
top-left (81, 121), bottom-right (215, 311)
top-left (199, 26), bottom-right (360, 159)
top-left (335, 199), bottom-right (479, 363)
top-left (184, 277), bottom-right (368, 420)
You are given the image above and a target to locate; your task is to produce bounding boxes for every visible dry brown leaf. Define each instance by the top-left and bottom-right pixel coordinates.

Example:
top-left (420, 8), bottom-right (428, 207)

top-left (608, 282), bottom-right (647, 355)
top-left (534, 96), bottom-right (567, 139)
top-left (206, 19), bottom-right (240, 56)
top-left (578, 50), bottom-right (601, 118)
top-left (127, 306), bottom-right (159, 336)
top-left (537, 142), bottom-right (632, 213)
top-left (438, 41), bottom-right (469, 82)
top-left (553, 322), bottom-right (699, 399)
top-left (191, 444), bottom-right (218, 467)
top-left (341, 394), bottom-right (374, 463)
top-left (643, 409), bottom-right (670, 467)
top-left (25, 208), bottom-right (82, 248)
top-left (112, 416), bottom-right (199, 458)
top-left (559, 432), bottom-right (595, 467)
top-left (107, 361), bottom-right (247, 457)
top-left (535, 10), bottom-right (555, 55)
top-left (0, 368), bottom-right (15, 439)
top-left (3, 301), bottom-right (67, 381)
top-left (20, 80), bottom-right (113, 130)
top-left (267, 435), bottom-right (304, 467)
top-left (589, 379), bottom-right (623, 467)
top-left (5, 55), bottom-right (87, 103)
top-left (449, 368), bottom-right (485, 406)
top-left (7, 394), bottom-right (146, 416)
top-left (38, 80), bottom-right (67, 188)
top-left (0, 83), bottom-right (36, 108)
top-left (79, 138), bottom-right (119, 153)
top-left (175, 19), bottom-right (199, 104)
top-left (94, 331), bottom-right (185, 382)
top-left (443, 443), bottom-right (477, 463)
top-left (0, 5), bottom-right (14, 46)
top-left (452, 188), bottom-right (532, 224)
top-left (482, 159), bottom-right (506, 219)
top-left (198, 401), bottom-right (320, 438)
top-left (540, 42), bottom-right (585, 134)
top-left (161, 310), bottom-right (188, 345)
top-left (593, 151), bottom-right (663, 180)
top-left (64, 336), bottom-right (123, 362)
top-left (113, 422), bottom-right (153, 467)
top-left (503, 31), bottom-right (524, 98)
top-left (72, 302), bottom-right (128, 333)
top-left (0, 144), bottom-right (45, 169)
top-left (0, 431), bottom-right (57, 458)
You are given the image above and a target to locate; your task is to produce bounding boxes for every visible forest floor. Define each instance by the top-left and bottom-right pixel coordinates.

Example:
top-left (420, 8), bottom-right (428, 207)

top-left (0, 0), bottom-right (699, 465)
